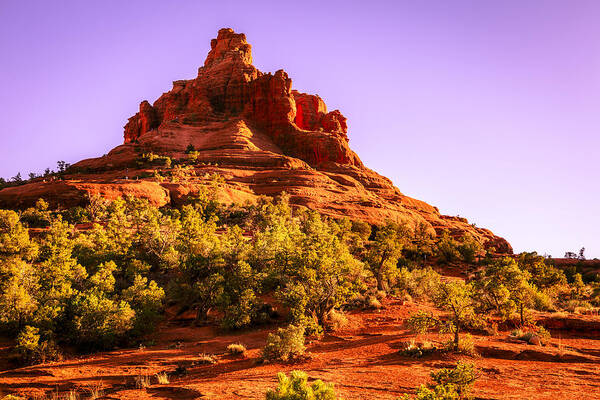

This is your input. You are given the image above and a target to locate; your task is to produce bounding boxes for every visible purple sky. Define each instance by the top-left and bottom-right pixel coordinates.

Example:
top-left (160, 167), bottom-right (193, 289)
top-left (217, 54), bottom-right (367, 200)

top-left (0, 0), bottom-right (598, 258)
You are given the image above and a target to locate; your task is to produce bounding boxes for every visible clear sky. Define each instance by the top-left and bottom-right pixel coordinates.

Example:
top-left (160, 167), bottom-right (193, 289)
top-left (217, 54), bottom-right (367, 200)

top-left (0, 0), bottom-right (598, 258)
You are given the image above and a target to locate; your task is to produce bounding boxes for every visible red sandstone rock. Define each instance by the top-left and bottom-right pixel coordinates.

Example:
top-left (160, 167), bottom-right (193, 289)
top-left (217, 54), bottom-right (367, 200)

top-left (0, 28), bottom-right (512, 253)
top-left (293, 92), bottom-right (327, 131)
top-left (124, 101), bottom-right (159, 143)
top-left (121, 27), bottom-right (353, 168)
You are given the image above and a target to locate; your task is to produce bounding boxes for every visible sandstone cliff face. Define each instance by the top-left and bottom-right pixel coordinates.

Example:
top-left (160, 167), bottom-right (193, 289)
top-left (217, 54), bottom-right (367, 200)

top-left (0, 28), bottom-right (512, 253)
top-left (123, 29), bottom-right (357, 167)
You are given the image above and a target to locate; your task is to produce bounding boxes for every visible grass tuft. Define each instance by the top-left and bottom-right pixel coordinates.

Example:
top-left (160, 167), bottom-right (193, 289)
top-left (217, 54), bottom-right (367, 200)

top-left (226, 343), bottom-right (247, 356)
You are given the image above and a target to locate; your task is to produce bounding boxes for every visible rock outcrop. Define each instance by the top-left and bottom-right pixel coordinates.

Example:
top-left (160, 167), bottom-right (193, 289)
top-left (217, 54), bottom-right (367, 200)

top-left (0, 28), bottom-right (512, 253)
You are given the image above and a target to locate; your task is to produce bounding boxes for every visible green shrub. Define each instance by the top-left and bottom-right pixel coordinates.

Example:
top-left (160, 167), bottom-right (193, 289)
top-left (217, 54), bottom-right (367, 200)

top-left (170, 164), bottom-right (196, 183)
top-left (0, 209), bottom-right (38, 260)
top-left (457, 234), bottom-right (483, 264)
top-left (300, 315), bottom-right (324, 338)
top-left (367, 296), bottom-right (382, 309)
top-left (393, 267), bottom-right (440, 300)
top-left (533, 289), bottom-right (556, 311)
top-left (61, 206), bottom-right (91, 224)
top-left (262, 324), bottom-right (306, 362)
top-left (400, 383), bottom-right (460, 400)
top-left (436, 232), bottom-right (460, 263)
top-left (139, 152), bottom-right (172, 168)
top-left (432, 280), bottom-right (477, 346)
top-left (406, 310), bottom-right (439, 335)
top-left (70, 292), bottom-right (135, 349)
top-left (221, 287), bottom-right (260, 330)
top-left (366, 221), bottom-right (409, 291)
top-left (536, 326), bottom-right (551, 344)
top-left (15, 326), bottom-right (60, 365)
top-left (430, 361), bottom-right (478, 398)
top-left (15, 325), bottom-right (40, 363)
top-left (564, 299), bottom-right (592, 313)
top-left (265, 370), bottom-right (338, 400)
top-left (275, 211), bottom-right (365, 328)
top-left (400, 361), bottom-right (478, 400)
top-left (121, 274), bottom-right (165, 335)
top-left (20, 199), bottom-right (51, 228)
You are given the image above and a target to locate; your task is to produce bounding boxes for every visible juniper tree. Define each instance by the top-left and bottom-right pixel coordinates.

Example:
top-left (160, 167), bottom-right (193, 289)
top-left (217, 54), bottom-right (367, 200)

top-left (366, 221), bottom-right (409, 291)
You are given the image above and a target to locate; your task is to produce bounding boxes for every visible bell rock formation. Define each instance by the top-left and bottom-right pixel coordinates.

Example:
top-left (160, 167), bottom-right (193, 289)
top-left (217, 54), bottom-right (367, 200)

top-left (0, 28), bottom-right (511, 253)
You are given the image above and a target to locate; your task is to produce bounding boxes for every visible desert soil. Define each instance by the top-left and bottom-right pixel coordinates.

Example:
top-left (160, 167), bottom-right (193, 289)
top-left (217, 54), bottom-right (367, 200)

top-left (1, 299), bottom-right (599, 400)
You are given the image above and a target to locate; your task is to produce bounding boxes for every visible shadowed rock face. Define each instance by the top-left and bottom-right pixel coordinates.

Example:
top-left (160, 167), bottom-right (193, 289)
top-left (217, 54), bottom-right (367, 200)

top-left (0, 28), bottom-right (512, 253)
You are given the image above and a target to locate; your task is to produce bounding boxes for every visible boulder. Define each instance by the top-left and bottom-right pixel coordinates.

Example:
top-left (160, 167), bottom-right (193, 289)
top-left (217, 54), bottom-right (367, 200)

top-left (528, 335), bottom-right (541, 346)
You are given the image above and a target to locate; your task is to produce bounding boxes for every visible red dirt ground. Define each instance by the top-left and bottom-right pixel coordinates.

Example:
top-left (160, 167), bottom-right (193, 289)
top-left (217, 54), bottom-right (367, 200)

top-left (1, 299), bottom-right (599, 400)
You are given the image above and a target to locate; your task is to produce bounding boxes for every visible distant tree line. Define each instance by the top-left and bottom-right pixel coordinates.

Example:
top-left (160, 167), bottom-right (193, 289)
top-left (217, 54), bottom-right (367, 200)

top-left (0, 161), bottom-right (71, 189)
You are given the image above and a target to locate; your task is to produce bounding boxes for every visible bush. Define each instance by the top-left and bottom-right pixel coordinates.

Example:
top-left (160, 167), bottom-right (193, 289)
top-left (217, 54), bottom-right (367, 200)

top-left (436, 232), bottom-right (460, 263)
top-left (430, 361), bottom-right (478, 398)
top-left (366, 221), bottom-right (409, 291)
top-left (348, 290), bottom-right (384, 310)
top-left (301, 315), bottom-right (324, 338)
top-left (70, 292), bottom-right (135, 349)
top-left (197, 353), bottom-right (218, 365)
top-left (564, 299), bottom-right (592, 313)
top-left (227, 343), bottom-right (247, 356)
top-left (262, 324), bottom-right (306, 362)
top-left (432, 280), bottom-right (477, 346)
top-left (121, 274), bottom-right (165, 335)
top-left (484, 321), bottom-right (498, 336)
top-left (444, 335), bottom-right (477, 356)
top-left (367, 296), bottom-right (382, 309)
top-left (400, 340), bottom-right (437, 358)
top-left (400, 361), bottom-right (478, 400)
top-left (536, 326), bottom-right (551, 344)
top-left (265, 370), bottom-right (338, 400)
top-left (15, 325), bottom-right (40, 363)
top-left (139, 152), bottom-right (172, 167)
top-left (510, 325), bottom-right (551, 345)
top-left (400, 383), bottom-right (460, 400)
top-left (393, 267), bottom-right (440, 300)
top-left (533, 290), bottom-right (556, 312)
top-left (455, 333), bottom-right (476, 355)
top-left (156, 371), bottom-right (169, 384)
top-left (0, 209), bottom-right (38, 260)
top-left (457, 234), bottom-right (482, 264)
top-left (15, 326), bottom-right (60, 365)
top-left (221, 287), bottom-right (260, 330)
top-left (170, 165), bottom-right (196, 183)
top-left (406, 310), bottom-right (439, 335)
top-left (20, 199), bottom-right (51, 228)
top-left (325, 309), bottom-right (348, 331)
top-left (61, 206), bottom-right (91, 224)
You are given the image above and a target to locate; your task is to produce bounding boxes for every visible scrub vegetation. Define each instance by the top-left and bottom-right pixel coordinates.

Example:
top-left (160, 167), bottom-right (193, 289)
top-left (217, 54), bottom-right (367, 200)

top-left (0, 180), bottom-right (598, 399)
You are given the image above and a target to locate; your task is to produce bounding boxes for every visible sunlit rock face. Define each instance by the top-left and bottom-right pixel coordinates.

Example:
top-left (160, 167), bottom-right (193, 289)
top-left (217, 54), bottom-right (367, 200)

top-left (124, 28), bottom-right (357, 167)
top-left (0, 28), bottom-right (512, 253)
